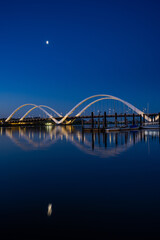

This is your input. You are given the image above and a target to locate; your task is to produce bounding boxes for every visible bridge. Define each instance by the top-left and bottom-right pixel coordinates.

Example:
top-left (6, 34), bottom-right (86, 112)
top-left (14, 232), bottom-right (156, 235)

top-left (2, 94), bottom-right (160, 126)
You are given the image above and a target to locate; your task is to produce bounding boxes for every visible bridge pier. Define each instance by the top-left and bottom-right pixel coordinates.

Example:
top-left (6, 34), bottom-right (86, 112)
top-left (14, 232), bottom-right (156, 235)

top-left (153, 115), bottom-right (155, 122)
top-left (132, 113), bottom-right (135, 125)
top-left (91, 112), bottom-right (94, 129)
top-left (81, 118), bottom-right (84, 129)
top-left (98, 113), bottom-right (100, 129)
top-left (143, 114), bottom-right (145, 124)
top-left (124, 113), bottom-right (127, 126)
top-left (140, 115), bottom-right (142, 127)
top-left (152, 115), bottom-right (154, 122)
top-left (102, 119), bottom-right (104, 129)
top-left (115, 112), bottom-right (117, 128)
top-left (104, 111), bottom-right (107, 128)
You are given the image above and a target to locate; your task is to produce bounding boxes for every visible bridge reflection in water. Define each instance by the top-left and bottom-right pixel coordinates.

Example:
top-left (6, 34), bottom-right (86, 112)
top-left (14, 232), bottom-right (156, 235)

top-left (0, 126), bottom-right (160, 158)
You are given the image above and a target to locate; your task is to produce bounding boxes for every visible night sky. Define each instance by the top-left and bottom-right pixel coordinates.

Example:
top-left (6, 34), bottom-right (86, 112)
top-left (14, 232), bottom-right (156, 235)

top-left (0, 0), bottom-right (160, 117)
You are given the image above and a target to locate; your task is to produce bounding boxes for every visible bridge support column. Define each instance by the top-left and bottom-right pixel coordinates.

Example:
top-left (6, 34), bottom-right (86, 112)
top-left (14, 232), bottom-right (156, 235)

top-left (132, 113), bottom-right (135, 125)
top-left (104, 111), bottom-right (106, 128)
top-left (124, 113), bottom-right (127, 125)
top-left (143, 114), bottom-right (145, 124)
top-left (98, 113), bottom-right (100, 129)
top-left (140, 115), bottom-right (142, 127)
top-left (81, 118), bottom-right (84, 129)
top-left (115, 112), bottom-right (117, 128)
top-left (153, 115), bottom-right (155, 122)
top-left (91, 112), bottom-right (94, 129)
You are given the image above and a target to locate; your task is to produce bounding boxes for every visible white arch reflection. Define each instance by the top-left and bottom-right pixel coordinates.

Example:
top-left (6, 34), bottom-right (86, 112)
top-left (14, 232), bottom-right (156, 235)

top-left (1, 126), bottom-right (159, 158)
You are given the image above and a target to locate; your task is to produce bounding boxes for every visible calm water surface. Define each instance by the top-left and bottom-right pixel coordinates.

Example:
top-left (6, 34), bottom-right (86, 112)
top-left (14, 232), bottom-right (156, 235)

top-left (0, 126), bottom-right (160, 239)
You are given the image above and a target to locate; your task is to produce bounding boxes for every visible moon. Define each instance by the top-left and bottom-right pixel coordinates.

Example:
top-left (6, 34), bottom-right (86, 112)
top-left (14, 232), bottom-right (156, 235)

top-left (46, 40), bottom-right (49, 45)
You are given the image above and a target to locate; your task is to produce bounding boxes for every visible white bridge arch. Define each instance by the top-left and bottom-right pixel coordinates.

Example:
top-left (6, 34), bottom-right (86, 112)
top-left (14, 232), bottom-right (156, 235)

top-left (5, 94), bottom-right (153, 123)
top-left (5, 104), bottom-right (62, 123)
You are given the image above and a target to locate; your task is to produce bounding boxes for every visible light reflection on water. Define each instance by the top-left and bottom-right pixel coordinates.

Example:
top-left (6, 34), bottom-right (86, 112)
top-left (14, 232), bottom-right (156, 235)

top-left (0, 126), bottom-right (160, 239)
top-left (0, 126), bottom-right (159, 158)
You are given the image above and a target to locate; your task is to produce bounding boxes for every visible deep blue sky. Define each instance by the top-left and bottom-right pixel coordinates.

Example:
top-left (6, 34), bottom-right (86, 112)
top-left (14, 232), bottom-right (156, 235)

top-left (0, 0), bottom-right (160, 116)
